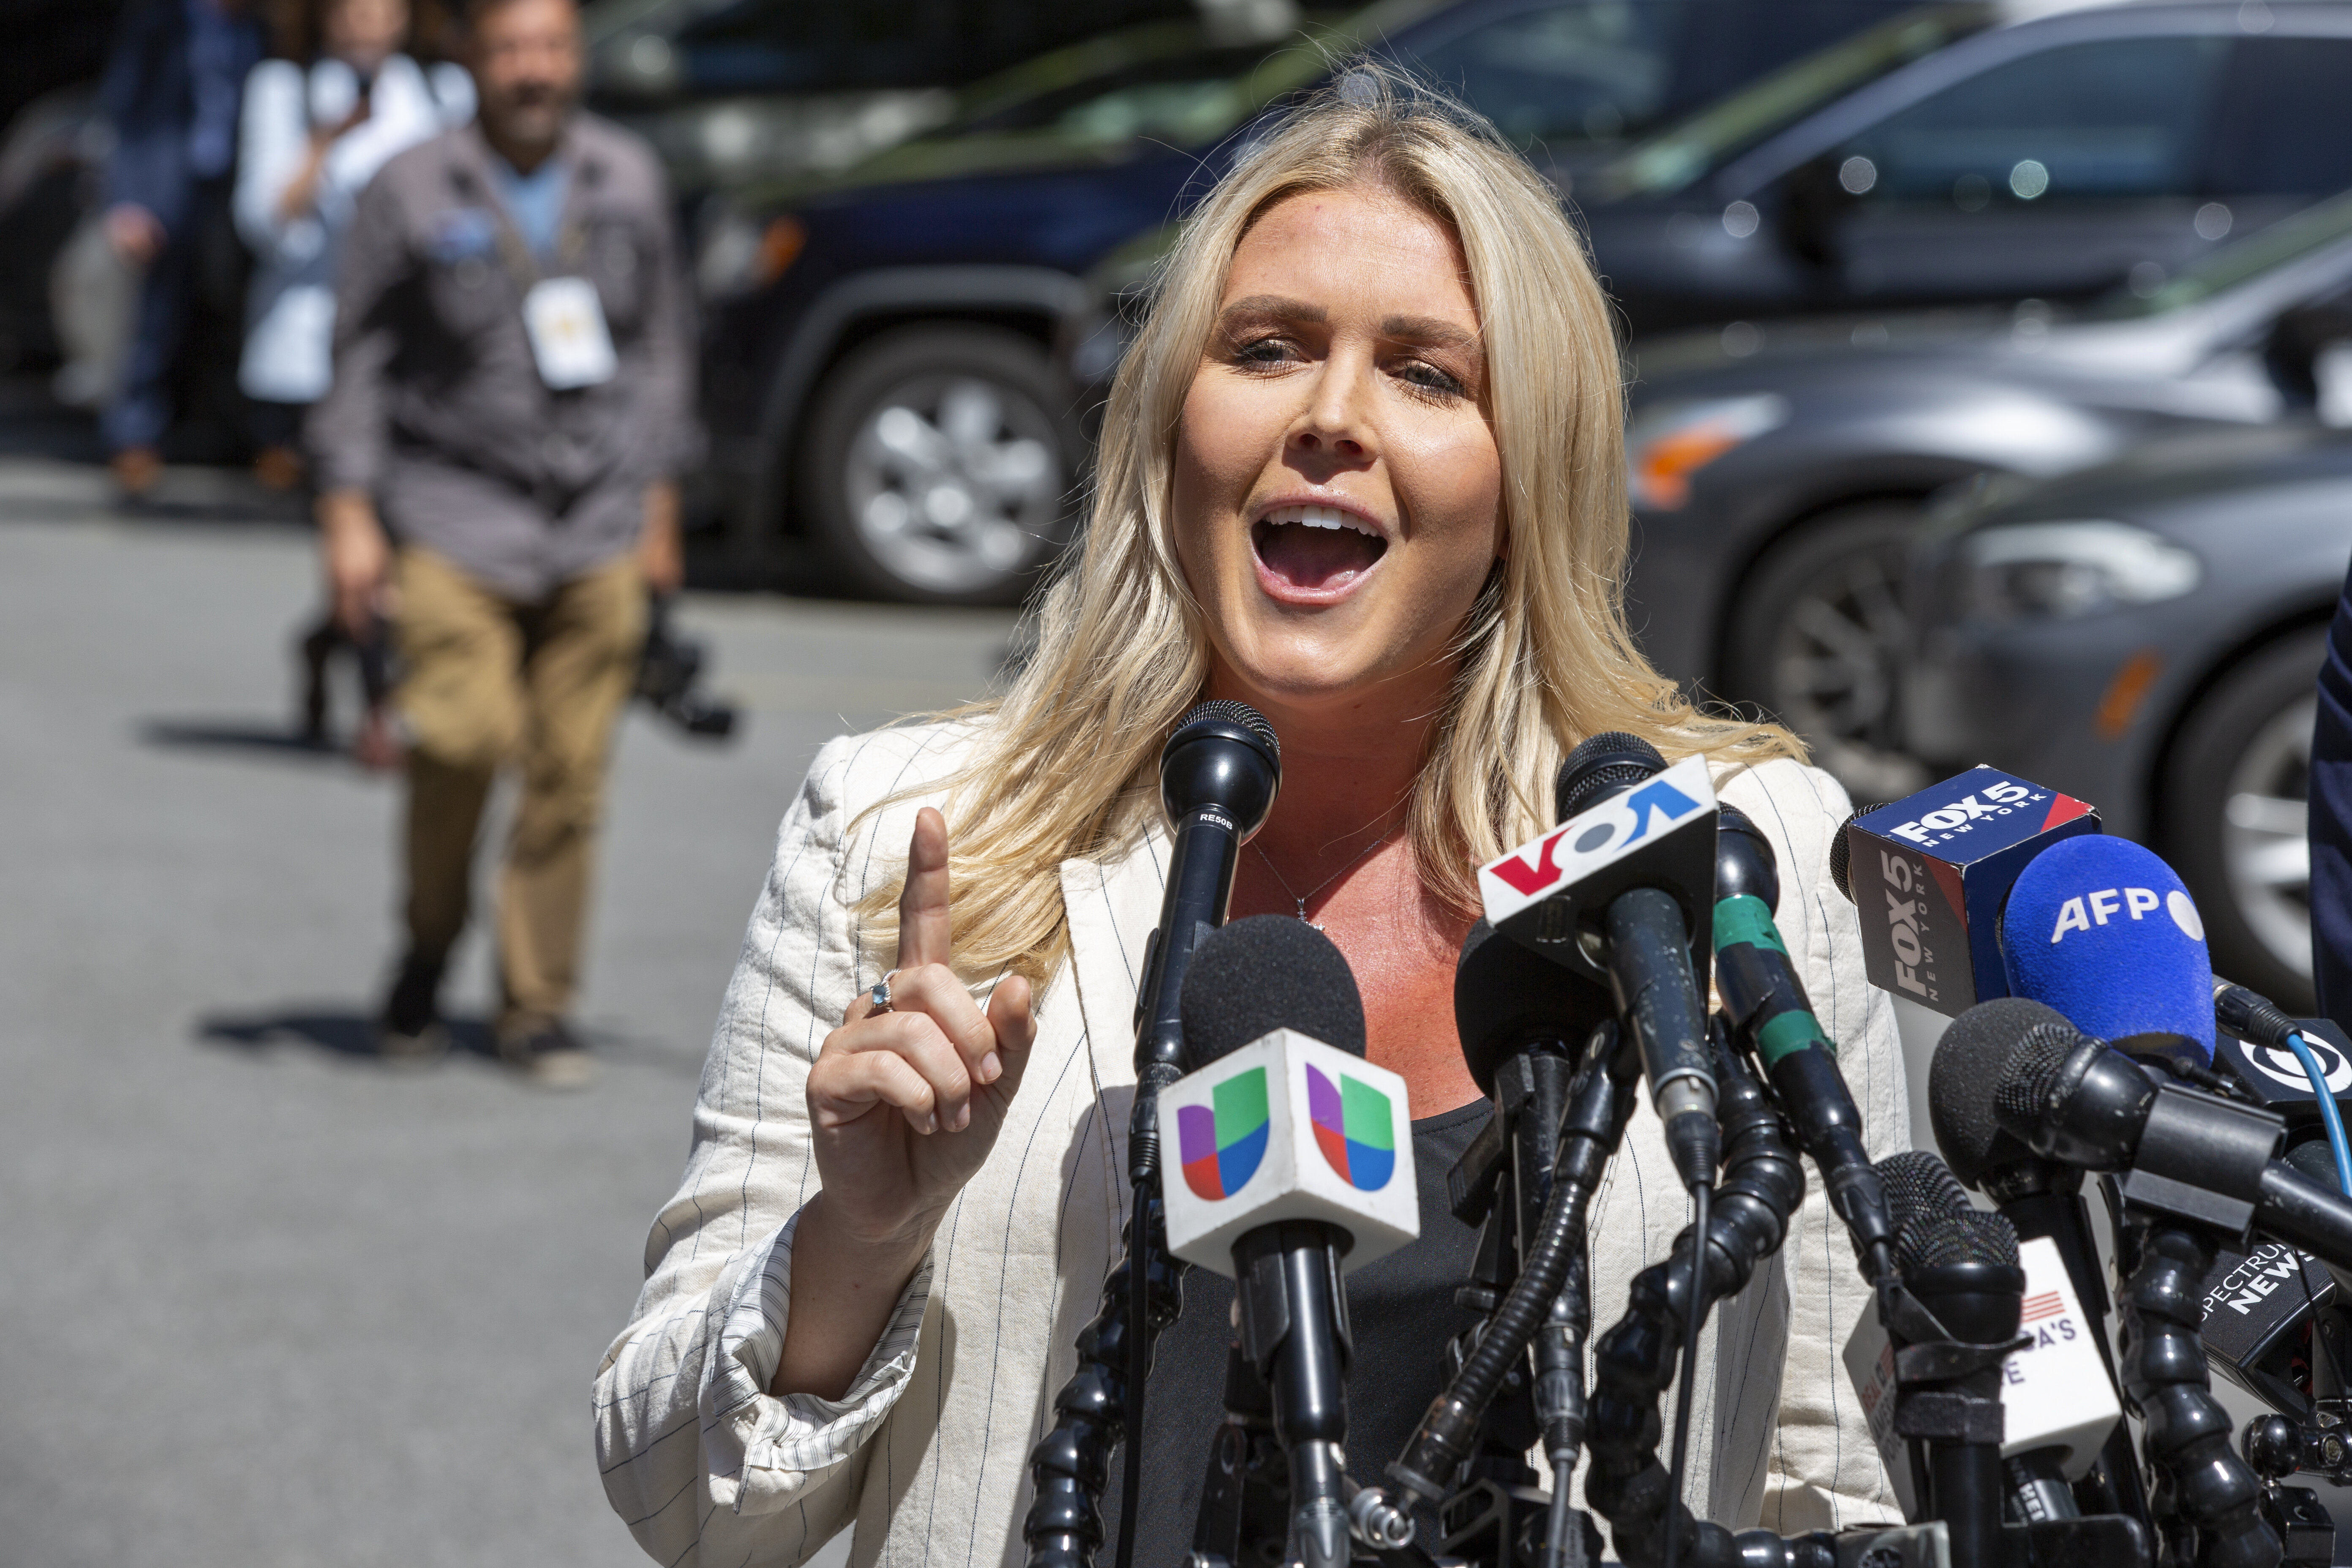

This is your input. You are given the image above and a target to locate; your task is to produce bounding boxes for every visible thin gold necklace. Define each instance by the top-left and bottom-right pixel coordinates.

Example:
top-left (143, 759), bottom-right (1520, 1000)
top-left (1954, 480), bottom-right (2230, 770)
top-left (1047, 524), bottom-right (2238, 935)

top-left (1253, 826), bottom-right (1397, 929)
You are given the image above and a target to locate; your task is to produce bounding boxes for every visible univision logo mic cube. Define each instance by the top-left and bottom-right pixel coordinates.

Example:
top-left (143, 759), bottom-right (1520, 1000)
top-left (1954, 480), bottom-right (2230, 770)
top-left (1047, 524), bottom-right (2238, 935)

top-left (1845, 766), bottom-right (2097, 1018)
top-left (1161, 1029), bottom-right (1420, 1278)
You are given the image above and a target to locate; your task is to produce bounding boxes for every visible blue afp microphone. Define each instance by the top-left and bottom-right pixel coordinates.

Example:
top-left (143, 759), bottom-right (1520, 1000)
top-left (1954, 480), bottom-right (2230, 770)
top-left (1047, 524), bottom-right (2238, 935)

top-left (1996, 834), bottom-right (2215, 1064)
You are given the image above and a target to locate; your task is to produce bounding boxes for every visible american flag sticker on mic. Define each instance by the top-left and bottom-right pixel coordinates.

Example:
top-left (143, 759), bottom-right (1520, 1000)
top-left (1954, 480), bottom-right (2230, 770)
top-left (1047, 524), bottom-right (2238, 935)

top-left (1843, 1235), bottom-right (2122, 1517)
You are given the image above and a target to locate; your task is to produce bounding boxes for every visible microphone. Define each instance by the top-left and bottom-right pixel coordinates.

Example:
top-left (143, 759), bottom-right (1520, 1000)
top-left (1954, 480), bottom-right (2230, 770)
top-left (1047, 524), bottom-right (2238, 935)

top-left (1846, 1145), bottom-right (2126, 1528)
top-left (1165, 916), bottom-right (1415, 1568)
top-left (1453, 915), bottom-right (1615, 1101)
top-left (1830, 766), bottom-right (2099, 1017)
top-left (1997, 834), bottom-right (2216, 1066)
top-left (1136, 702), bottom-right (1284, 1086)
top-left (1940, 999), bottom-right (2352, 1270)
top-left (1479, 731), bottom-right (1720, 1190)
top-left (1930, 997), bottom-right (2149, 1524)
top-left (1028, 700), bottom-right (1279, 1568)
top-left (1873, 1151), bottom-right (2022, 1568)
top-left (1712, 804), bottom-right (1897, 1280)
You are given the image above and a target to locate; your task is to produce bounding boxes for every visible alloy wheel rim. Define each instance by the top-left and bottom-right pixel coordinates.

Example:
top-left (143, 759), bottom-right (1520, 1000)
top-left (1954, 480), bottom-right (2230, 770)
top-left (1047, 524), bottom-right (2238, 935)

top-left (1768, 543), bottom-right (1929, 799)
top-left (2221, 693), bottom-right (2313, 981)
top-left (843, 374), bottom-right (1063, 594)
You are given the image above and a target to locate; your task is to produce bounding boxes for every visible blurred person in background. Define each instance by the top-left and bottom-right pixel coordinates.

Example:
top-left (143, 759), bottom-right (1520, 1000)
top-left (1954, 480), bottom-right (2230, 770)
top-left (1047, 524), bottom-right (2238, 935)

top-left (98, 0), bottom-right (265, 496)
top-left (236, 0), bottom-right (472, 758)
top-left (309, 0), bottom-right (695, 1085)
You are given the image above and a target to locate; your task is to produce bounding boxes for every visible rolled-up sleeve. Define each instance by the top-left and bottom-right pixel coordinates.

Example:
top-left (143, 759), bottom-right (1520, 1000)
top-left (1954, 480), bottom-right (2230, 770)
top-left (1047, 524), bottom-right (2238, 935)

top-left (595, 734), bottom-right (932, 1566)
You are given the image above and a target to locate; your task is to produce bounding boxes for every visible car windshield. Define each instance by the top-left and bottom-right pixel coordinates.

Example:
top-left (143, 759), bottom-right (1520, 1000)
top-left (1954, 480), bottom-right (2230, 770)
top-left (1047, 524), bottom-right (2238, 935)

top-left (1593, 1), bottom-right (1994, 197)
top-left (2089, 189), bottom-right (2352, 318)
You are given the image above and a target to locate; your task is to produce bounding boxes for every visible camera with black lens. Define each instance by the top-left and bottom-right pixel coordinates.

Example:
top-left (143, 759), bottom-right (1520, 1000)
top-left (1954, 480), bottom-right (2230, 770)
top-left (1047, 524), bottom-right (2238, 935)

top-left (635, 595), bottom-right (738, 739)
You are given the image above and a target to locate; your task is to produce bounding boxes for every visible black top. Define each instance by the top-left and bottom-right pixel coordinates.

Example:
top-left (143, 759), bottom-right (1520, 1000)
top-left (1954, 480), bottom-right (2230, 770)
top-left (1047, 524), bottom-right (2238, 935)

top-left (1102, 1099), bottom-right (1491, 1565)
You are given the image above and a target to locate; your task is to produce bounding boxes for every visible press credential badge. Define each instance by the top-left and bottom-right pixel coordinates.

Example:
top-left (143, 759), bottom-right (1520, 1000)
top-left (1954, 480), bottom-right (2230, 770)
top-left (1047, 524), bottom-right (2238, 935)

top-left (523, 276), bottom-right (617, 389)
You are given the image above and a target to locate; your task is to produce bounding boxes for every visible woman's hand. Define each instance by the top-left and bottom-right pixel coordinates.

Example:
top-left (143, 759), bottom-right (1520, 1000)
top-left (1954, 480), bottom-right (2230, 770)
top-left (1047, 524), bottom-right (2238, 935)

top-left (808, 807), bottom-right (1036, 1241)
top-left (776, 807), bottom-right (1035, 1399)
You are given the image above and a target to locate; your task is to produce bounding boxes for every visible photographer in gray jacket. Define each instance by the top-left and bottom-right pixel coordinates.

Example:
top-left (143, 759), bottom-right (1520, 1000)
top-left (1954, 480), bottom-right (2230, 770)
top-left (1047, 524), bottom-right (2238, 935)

top-left (309, 0), bottom-right (695, 1084)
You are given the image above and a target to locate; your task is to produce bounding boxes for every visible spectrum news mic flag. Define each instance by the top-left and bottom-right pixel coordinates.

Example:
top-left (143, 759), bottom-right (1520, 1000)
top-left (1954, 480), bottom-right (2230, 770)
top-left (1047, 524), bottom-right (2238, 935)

top-left (1834, 766), bottom-right (2098, 1017)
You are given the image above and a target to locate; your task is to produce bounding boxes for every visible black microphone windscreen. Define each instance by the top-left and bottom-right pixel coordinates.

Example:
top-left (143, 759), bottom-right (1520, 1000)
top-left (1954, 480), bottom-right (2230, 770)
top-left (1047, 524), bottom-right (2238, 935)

top-left (1877, 1148), bottom-right (1972, 1233)
top-left (1901, 1208), bottom-right (2022, 1273)
top-left (1553, 731), bottom-right (1665, 822)
top-left (1929, 997), bottom-right (2074, 1186)
top-left (1180, 913), bottom-right (1366, 1069)
top-left (1453, 917), bottom-right (1616, 1099)
top-left (1827, 803), bottom-right (1891, 905)
top-left (1994, 1020), bottom-right (2094, 1131)
top-left (1175, 698), bottom-right (1281, 762)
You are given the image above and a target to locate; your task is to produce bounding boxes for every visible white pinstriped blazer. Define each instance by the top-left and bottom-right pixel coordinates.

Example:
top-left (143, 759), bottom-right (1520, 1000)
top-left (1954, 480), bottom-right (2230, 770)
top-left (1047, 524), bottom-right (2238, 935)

top-left (594, 720), bottom-right (1912, 1568)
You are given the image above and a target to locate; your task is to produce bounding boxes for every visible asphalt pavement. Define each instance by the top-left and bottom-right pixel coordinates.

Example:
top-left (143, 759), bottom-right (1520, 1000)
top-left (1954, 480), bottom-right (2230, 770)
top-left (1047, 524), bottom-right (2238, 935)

top-left (0, 454), bottom-right (1017, 1568)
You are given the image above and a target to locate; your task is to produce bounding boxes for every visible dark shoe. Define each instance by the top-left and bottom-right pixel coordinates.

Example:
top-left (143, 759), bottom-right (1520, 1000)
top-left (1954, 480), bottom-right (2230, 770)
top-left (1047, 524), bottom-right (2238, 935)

top-left (497, 1016), bottom-right (596, 1089)
top-left (378, 952), bottom-right (448, 1064)
top-left (298, 622), bottom-right (337, 746)
top-left (253, 445), bottom-right (303, 491)
top-left (111, 447), bottom-right (161, 498)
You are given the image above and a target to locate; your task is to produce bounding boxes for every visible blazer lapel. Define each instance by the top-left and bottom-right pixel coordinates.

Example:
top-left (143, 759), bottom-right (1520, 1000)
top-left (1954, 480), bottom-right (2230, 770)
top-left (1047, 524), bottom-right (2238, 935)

top-left (1058, 826), bottom-right (1172, 1107)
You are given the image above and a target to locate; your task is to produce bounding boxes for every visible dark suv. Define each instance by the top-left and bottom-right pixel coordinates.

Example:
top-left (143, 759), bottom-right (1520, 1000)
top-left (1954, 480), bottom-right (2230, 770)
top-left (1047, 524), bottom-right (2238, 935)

top-left (692, 0), bottom-right (1919, 603)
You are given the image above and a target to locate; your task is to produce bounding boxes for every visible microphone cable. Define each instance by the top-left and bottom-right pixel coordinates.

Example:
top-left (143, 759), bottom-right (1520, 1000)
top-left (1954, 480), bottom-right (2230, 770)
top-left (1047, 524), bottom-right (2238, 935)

top-left (1662, 1178), bottom-right (1709, 1568)
top-left (2283, 1031), bottom-right (2352, 1195)
top-left (2218, 979), bottom-right (2352, 1196)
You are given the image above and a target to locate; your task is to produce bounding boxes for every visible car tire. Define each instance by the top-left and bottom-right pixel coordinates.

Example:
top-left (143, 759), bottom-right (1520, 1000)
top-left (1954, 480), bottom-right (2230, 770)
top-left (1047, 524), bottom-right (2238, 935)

top-left (796, 324), bottom-right (1081, 606)
top-left (2160, 628), bottom-right (2321, 1012)
top-left (1720, 502), bottom-right (1932, 800)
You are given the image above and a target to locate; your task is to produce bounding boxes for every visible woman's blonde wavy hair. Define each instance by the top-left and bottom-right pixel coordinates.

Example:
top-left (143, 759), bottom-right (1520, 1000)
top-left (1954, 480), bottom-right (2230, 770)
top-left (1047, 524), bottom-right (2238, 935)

top-left (859, 61), bottom-right (1802, 983)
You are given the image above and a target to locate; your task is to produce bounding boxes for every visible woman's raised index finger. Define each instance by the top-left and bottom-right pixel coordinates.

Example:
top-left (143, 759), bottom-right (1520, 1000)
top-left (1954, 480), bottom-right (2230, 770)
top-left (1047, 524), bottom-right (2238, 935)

top-left (896, 806), bottom-right (954, 970)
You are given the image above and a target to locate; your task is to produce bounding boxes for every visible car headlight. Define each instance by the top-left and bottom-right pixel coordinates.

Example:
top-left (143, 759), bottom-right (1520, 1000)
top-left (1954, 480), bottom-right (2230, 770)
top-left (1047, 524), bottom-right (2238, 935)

top-left (696, 210), bottom-right (804, 303)
top-left (1960, 520), bottom-right (2201, 621)
top-left (1626, 394), bottom-right (1788, 510)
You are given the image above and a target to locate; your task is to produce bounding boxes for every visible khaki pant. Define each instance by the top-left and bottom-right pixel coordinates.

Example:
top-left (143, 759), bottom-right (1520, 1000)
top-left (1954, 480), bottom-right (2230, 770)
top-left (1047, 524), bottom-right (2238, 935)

top-left (392, 547), bottom-right (646, 1036)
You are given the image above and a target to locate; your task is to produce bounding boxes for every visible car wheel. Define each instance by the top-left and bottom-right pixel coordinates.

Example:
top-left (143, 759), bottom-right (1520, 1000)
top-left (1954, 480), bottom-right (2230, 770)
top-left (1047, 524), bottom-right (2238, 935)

top-left (2161, 629), bottom-right (2319, 1012)
top-left (797, 324), bottom-right (1080, 606)
top-left (1721, 503), bottom-right (1932, 801)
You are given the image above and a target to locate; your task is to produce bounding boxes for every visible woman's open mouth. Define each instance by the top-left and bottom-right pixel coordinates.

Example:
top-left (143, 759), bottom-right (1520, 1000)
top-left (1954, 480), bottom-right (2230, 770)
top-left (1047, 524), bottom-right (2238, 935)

top-left (1250, 503), bottom-right (1388, 596)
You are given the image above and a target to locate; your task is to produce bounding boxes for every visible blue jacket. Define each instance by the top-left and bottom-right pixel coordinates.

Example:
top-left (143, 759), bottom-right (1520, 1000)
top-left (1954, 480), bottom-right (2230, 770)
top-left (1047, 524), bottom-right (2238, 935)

top-left (2311, 551), bottom-right (2352, 1028)
top-left (100, 0), bottom-right (263, 233)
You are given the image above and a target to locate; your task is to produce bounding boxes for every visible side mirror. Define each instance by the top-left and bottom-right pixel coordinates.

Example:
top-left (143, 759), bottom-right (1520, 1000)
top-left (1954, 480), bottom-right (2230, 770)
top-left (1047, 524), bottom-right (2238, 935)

top-left (2265, 296), bottom-right (2352, 408)
top-left (1775, 153), bottom-right (1860, 270)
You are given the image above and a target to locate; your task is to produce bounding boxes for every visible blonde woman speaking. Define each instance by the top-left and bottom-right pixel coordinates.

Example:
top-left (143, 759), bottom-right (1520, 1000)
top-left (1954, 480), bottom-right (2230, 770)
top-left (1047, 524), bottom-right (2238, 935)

top-left (597, 65), bottom-right (1910, 1568)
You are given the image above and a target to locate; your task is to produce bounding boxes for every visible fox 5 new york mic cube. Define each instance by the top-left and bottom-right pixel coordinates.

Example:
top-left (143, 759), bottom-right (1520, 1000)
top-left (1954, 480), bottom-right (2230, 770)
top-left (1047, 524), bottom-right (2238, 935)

top-left (1843, 767), bottom-right (2099, 1018)
top-left (1842, 1235), bottom-right (2122, 1516)
top-left (1161, 1029), bottom-right (1419, 1276)
top-left (1477, 753), bottom-right (1718, 984)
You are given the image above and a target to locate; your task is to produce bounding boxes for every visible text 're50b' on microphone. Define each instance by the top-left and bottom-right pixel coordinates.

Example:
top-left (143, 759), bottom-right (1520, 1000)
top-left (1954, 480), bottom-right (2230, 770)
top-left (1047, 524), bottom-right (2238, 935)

top-left (1477, 731), bottom-right (1720, 1190)
top-left (1831, 765), bottom-right (2098, 1017)
top-left (1997, 833), bottom-right (2215, 1066)
top-left (1135, 701), bottom-right (1283, 1088)
top-left (1164, 916), bottom-right (1415, 1568)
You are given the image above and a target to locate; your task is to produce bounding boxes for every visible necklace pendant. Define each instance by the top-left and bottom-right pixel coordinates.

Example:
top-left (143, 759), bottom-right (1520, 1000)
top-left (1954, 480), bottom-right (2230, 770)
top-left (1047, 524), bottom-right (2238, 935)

top-left (1294, 899), bottom-right (1325, 931)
